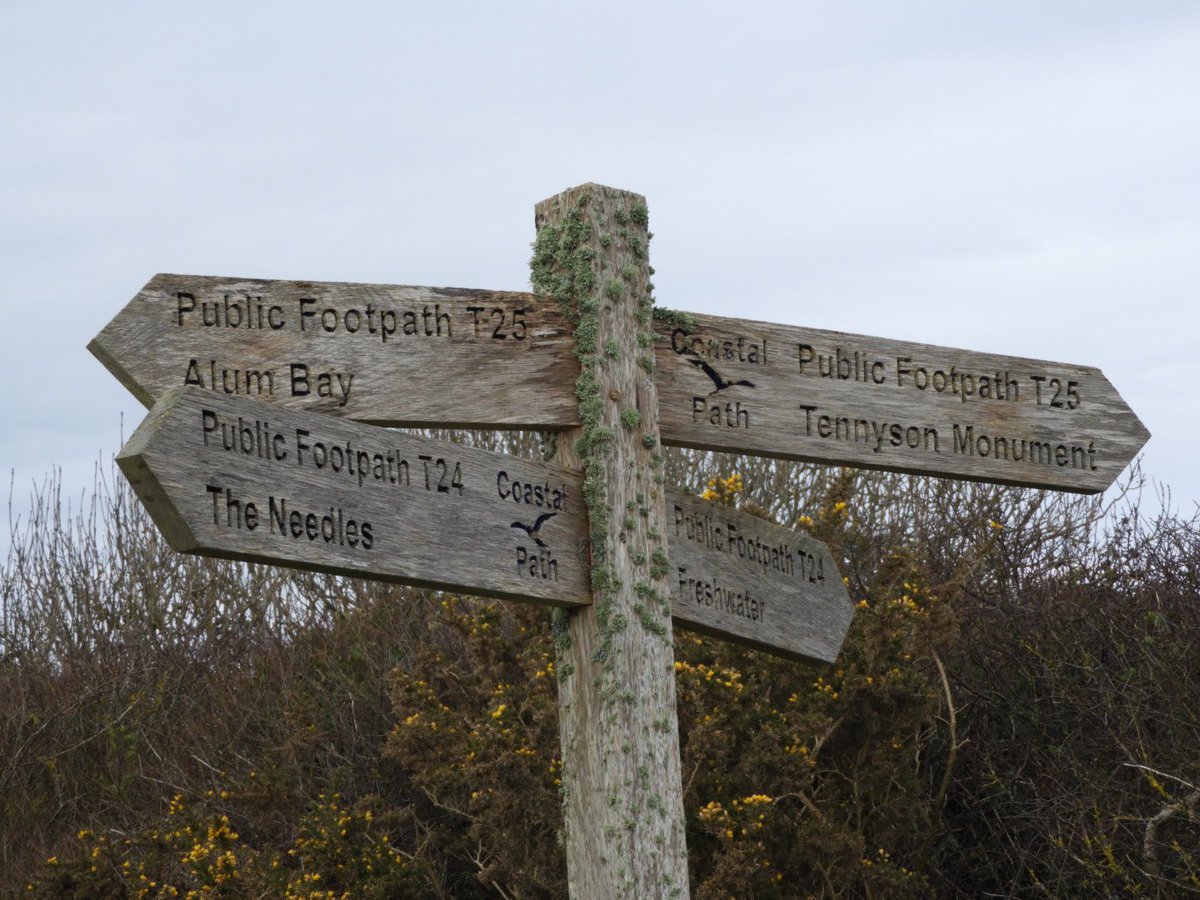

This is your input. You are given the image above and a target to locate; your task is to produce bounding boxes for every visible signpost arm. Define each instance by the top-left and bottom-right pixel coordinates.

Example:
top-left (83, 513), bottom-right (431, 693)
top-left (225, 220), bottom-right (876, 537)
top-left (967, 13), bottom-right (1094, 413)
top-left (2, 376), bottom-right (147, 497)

top-left (533, 184), bottom-right (690, 898)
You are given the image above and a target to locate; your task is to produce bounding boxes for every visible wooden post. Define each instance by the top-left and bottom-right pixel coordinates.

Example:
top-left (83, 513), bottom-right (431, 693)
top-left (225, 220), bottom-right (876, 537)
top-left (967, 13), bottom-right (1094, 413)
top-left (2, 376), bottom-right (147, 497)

top-left (533, 184), bottom-right (690, 898)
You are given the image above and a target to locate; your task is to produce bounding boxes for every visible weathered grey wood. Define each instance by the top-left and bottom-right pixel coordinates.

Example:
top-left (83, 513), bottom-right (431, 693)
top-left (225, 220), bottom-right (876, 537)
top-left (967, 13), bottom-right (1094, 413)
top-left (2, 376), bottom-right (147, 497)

top-left (118, 380), bottom-right (851, 659)
top-left (91, 277), bottom-right (1148, 493)
top-left (654, 313), bottom-right (1150, 494)
top-left (537, 184), bottom-right (690, 899)
top-left (90, 274), bottom-right (580, 428)
top-left (666, 490), bottom-right (852, 664)
top-left (117, 387), bottom-right (590, 607)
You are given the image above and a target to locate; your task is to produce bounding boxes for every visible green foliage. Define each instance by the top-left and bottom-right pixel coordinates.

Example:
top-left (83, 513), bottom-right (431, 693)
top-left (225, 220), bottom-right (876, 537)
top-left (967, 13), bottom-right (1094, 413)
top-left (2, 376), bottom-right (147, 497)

top-left (651, 305), bottom-right (697, 331)
top-left (384, 599), bottom-right (565, 897)
top-left (26, 789), bottom-right (429, 899)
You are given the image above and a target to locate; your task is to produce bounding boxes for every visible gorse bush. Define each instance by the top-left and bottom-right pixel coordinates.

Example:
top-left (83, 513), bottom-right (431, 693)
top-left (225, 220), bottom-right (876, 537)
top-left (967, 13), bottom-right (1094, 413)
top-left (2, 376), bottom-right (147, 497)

top-left (33, 789), bottom-right (429, 899)
top-left (3, 451), bottom-right (1197, 897)
top-left (2, 467), bottom-right (427, 893)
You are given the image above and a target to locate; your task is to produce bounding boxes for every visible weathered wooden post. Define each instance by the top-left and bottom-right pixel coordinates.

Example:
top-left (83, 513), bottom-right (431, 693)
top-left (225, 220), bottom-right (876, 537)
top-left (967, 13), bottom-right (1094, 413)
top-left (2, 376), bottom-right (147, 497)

top-left (532, 184), bottom-right (690, 897)
top-left (92, 181), bottom-right (1148, 898)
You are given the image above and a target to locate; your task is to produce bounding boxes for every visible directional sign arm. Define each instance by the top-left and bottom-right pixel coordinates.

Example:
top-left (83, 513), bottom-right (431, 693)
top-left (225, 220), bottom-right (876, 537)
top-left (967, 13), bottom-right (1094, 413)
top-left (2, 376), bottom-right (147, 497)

top-left (666, 488), bottom-right (852, 664)
top-left (119, 388), bottom-right (851, 662)
top-left (653, 312), bottom-right (1150, 494)
top-left (91, 273), bottom-right (581, 428)
top-left (117, 387), bottom-right (592, 608)
top-left (92, 274), bottom-right (1149, 493)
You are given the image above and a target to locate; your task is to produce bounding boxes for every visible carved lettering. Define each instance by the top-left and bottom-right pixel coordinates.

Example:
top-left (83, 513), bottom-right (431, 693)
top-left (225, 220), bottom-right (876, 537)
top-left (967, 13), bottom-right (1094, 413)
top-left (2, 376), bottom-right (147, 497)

top-left (288, 363), bottom-right (353, 406)
top-left (176, 292), bottom-right (285, 330)
top-left (496, 471), bottom-right (568, 510)
top-left (1031, 375), bottom-right (1081, 409)
top-left (418, 455), bottom-right (465, 495)
top-left (292, 428), bottom-right (414, 489)
top-left (200, 409), bottom-right (289, 461)
top-left (799, 405), bottom-right (940, 454)
top-left (671, 329), bottom-right (768, 365)
top-left (264, 495), bottom-right (374, 549)
top-left (517, 545), bottom-right (559, 581)
top-left (797, 344), bottom-right (887, 384)
top-left (466, 306), bottom-right (529, 340)
top-left (676, 566), bottom-right (765, 621)
top-left (692, 398), bottom-right (750, 428)
top-left (896, 358), bottom-right (1020, 404)
top-left (951, 426), bottom-right (1096, 470)
top-left (296, 298), bottom-right (454, 341)
top-left (184, 359), bottom-right (278, 398)
top-left (206, 483), bottom-right (259, 531)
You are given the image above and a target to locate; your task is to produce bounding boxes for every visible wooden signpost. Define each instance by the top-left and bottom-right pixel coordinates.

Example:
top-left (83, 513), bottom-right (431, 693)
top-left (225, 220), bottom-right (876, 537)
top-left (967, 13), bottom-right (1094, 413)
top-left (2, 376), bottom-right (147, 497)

top-left (90, 275), bottom-right (578, 428)
top-left (654, 312), bottom-right (1150, 494)
top-left (117, 386), bottom-right (591, 608)
top-left (667, 490), bottom-right (848, 664)
top-left (91, 182), bottom-right (1149, 898)
top-left (92, 280), bottom-right (1148, 494)
top-left (119, 385), bottom-right (851, 664)
top-left (532, 185), bottom-right (690, 897)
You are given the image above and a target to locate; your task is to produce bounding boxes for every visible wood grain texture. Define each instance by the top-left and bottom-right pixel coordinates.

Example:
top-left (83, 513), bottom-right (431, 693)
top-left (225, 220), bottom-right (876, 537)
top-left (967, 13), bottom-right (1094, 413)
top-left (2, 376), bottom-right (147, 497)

top-left (666, 491), bottom-right (852, 664)
top-left (538, 184), bottom-right (690, 899)
top-left (90, 274), bottom-right (580, 428)
top-left (653, 313), bottom-right (1150, 494)
top-left (117, 387), bottom-right (590, 607)
top-left (118, 386), bottom-right (847, 661)
top-left (91, 277), bottom-right (1148, 493)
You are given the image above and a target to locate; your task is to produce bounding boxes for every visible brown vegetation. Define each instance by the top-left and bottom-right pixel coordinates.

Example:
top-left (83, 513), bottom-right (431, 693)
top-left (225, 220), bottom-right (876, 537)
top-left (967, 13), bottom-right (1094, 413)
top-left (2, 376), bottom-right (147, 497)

top-left (2, 445), bottom-right (1196, 897)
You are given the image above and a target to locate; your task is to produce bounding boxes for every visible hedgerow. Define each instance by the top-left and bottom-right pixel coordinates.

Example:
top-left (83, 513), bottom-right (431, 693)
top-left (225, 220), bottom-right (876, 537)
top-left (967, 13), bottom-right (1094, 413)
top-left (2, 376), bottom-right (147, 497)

top-left (4, 453), bottom-right (1196, 897)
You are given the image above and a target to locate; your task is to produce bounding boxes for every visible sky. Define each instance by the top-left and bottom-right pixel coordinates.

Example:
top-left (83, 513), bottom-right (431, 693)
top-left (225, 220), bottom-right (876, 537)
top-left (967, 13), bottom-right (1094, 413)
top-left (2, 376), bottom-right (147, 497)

top-left (2, 1), bottom-right (1197, 536)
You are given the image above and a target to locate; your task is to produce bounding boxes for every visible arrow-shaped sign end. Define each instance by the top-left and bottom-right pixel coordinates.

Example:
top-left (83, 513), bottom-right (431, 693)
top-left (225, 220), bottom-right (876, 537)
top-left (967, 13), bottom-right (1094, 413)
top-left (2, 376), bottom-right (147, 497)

top-left (116, 390), bottom-right (202, 553)
top-left (88, 308), bottom-right (158, 411)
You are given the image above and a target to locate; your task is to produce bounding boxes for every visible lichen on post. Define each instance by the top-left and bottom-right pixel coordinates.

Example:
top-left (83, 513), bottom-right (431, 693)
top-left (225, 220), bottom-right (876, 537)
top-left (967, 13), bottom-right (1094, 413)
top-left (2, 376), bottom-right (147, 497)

top-left (532, 183), bottom-right (689, 899)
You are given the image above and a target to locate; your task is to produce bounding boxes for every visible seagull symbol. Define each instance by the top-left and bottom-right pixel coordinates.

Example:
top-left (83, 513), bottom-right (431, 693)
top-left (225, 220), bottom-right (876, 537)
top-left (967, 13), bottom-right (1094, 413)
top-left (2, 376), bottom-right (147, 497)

top-left (511, 511), bottom-right (558, 548)
top-left (688, 357), bottom-right (756, 394)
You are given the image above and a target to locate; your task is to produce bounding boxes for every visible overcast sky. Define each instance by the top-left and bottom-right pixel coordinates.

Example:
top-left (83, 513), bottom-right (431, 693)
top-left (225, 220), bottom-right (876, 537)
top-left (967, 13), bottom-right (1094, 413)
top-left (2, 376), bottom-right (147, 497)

top-left (2, 1), bottom-right (1197, 536)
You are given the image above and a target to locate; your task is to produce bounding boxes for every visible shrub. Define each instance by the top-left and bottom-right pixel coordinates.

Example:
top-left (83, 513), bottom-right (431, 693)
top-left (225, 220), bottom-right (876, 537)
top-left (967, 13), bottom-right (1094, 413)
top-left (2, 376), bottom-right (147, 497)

top-left (4, 453), bottom-right (1197, 897)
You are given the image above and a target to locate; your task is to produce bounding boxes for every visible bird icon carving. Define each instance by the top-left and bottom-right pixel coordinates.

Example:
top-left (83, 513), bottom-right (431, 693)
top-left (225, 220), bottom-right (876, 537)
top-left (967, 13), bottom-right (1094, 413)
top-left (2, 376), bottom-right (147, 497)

top-left (688, 357), bottom-right (755, 394)
top-left (511, 511), bottom-right (558, 548)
